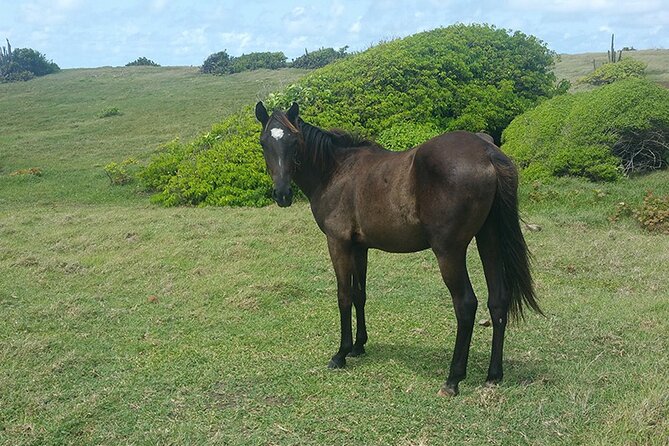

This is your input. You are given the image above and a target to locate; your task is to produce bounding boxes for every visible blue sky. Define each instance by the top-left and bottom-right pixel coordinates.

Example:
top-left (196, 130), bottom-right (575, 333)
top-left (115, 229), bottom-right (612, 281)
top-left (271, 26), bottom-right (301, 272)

top-left (2, 0), bottom-right (668, 69)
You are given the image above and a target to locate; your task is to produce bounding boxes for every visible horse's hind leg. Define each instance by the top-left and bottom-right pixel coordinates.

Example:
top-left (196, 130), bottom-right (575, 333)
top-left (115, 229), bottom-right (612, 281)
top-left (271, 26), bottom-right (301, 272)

top-left (434, 247), bottom-right (478, 396)
top-left (476, 220), bottom-right (509, 385)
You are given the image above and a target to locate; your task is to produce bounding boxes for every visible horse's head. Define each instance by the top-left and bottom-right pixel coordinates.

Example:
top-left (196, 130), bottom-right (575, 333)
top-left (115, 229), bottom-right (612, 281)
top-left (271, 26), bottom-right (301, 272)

top-left (255, 101), bottom-right (301, 207)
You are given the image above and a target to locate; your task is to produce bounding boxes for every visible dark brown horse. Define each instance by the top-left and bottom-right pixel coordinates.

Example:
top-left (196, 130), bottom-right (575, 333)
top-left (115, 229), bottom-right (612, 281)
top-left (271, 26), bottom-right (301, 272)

top-left (255, 102), bottom-right (542, 396)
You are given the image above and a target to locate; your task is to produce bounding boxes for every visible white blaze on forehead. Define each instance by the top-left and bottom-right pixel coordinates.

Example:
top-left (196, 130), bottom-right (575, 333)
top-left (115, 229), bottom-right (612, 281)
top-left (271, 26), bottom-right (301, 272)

top-left (270, 128), bottom-right (284, 140)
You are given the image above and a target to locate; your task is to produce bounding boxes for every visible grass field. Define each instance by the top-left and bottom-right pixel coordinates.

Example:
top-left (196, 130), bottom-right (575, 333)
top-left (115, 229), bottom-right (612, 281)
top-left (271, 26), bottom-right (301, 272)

top-left (1, 61), bottom-right (668, 445)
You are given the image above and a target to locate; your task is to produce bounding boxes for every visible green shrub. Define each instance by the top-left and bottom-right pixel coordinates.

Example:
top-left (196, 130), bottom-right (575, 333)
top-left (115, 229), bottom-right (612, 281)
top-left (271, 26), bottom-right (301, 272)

top-left (200, 50), bottom-right (286, 75)
top-left (580, 58), bottom-right (647, 85)
top-left (270, 24), bottom-right (562, 141)
top-left (1, 40), bottom-right (59, 83)
top-left (230, 52), bottom-right (286, 73)
top-left (139, 110), bottom-right (273, 207)
top-left (10, 167), bottom-right (42, 177)
top-left (502, 78), bottom-right (669, 182)
top-left (98, 107), bottom-right (121, 118)
top-left (104, 158), bottom-right (139, 185)
top-left (376, 122), bottom-right (442, 151)
top-left (634, 191), bottom-right (669, 234)
top-left (291, 47), bottom-right (349, 69)
top-left (126, 57), bottom-right (160, 67)
top-left (146, 24), bottom-right (562, 207)
top-left (200, 51), bottom-right (232, 74)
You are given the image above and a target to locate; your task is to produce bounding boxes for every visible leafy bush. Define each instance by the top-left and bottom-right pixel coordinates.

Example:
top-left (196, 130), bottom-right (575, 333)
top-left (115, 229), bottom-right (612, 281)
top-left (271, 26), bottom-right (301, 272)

top-left (200, 50), bottom-right (286, 75)
top-left (145, 24), bottom-right (563, 206)
top-left (98, 107), bottom-right (121, 118)
top-left (201, 51), bottom-right (232, 74)
top-left (104, 158), bottom-right (139, 185)
top-left (375, 122), bottom-right (442, 151)
top-left (230, 52), bottom-right (286, 73)
top-left (126, 57), bottom-right (160, 67)
top-left (580, 58), bottom-right (647, 85)
top-left (502, 78), bottom-right (669, 182)
top-left (10, 167), bottom-right (42, 177)
top-left (291, 47), bottom-right (349, 69)
top-left (634, 191), bottom-right (669, 234)
top-left (269, 24), bottom-right (563, 142)
top-left (1, 40), bottom-right (59, 83)
top-left (139, 110), bottom-right (273, 206)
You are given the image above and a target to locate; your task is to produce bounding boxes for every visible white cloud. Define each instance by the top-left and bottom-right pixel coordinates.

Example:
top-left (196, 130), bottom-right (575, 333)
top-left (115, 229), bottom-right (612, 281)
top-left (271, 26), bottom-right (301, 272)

top-left (331, 1), bottom-right (345, 17)
top-left (508, 0), bottom-right (662, 13)
top-left (292, 6), bottom-right (306, 17)
top-left (349, 17), bottom-right (362, 33)
top-left (54, 0), bottom-right (81, 10)
top-left (172, 27), bottom-right (210, 56)
top-left (151, 0), bottom-right (168, 13)
top-left (219, 32), bottom-right (254, 50)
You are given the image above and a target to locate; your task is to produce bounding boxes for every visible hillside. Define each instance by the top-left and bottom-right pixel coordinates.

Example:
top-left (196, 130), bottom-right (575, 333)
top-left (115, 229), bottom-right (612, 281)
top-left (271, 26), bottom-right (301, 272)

top-left (0, 66), bottom-right (308, 206)
top-left (553, 49), bottom-right (669, 89)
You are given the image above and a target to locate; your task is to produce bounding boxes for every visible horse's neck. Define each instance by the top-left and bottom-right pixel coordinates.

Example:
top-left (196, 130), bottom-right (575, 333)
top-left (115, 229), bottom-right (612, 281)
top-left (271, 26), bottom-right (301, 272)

top-left (293, 148), bottom-right (329, 201)
top-left (293, 121), bottom-right (337, 200)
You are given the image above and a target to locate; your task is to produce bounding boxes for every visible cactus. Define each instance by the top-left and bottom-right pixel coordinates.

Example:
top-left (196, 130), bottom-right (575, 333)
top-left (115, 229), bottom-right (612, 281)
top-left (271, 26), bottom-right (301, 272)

top-left (607, 34), bottom-right (623, 63)
top-left (1, 38), bottom-right (12, 65)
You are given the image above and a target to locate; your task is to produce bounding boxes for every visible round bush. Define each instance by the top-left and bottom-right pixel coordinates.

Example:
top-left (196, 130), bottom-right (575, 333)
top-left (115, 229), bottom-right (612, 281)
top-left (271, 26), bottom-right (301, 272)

top-left (580, 58), bottom-right (647, 86)
top-left (502, 78), bottom-right (669, 182)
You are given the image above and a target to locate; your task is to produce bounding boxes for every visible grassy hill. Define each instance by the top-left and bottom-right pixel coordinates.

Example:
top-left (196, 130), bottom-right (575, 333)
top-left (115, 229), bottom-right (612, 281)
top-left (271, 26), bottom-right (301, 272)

top-left (1, 61), bottom-right (668, 445)
top-left (554, 49), bottom-right (669, 89)
top-left (0, 66), bottom-right (308, 206)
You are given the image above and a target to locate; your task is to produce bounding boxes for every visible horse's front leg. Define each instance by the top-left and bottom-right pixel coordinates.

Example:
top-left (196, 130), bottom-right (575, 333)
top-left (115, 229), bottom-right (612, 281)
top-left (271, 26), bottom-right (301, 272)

top-left (349, 246), bottom-right (368, 357)
top-left (326, 237), bottom-right (354, 369)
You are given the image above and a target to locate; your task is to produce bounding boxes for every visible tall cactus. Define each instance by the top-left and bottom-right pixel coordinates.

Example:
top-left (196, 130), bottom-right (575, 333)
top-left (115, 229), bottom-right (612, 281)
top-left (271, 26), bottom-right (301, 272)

top-left (607, 34), bottom-right (623, 63)
top-left (1, 38), bottom-right (12, 64)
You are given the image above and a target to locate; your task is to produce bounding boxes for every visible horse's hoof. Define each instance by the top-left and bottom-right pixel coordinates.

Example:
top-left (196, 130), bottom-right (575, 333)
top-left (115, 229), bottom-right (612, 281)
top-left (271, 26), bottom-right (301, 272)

top-left (437, 385), bottom-right (458, 397)
top-left (347, 345), bottom-right (365, 357)
top-left (484, 380), bottom-right (500, 388)
top-left (327, 358), bottom-right (345, 369)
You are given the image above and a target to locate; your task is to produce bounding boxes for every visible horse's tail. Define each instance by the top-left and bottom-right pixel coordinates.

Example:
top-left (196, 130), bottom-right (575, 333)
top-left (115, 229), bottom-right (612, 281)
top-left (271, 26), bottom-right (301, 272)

top-left (486, 147), bottom-right (543, 320)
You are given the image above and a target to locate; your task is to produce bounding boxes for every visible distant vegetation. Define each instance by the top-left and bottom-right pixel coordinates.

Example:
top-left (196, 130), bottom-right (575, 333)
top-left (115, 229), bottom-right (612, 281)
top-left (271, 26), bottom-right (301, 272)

top-left (126, 57), bottom-right (160, 67)
top-left (200, 50), bottom-right (287, 75)
top-left (290, 46), bottom-right (349, 69)
top-left (200, 46), bottom-right (350, 75)
top-left (146, 24), bottom-right (565, 207)
top-left (0, 38), bottom-right (59, 82)
top-left (502, 78), bottom-right (669, 181)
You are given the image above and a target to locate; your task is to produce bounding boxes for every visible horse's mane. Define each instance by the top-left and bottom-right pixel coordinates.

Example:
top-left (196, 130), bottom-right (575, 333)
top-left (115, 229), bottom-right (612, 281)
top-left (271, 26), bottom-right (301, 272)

top-left (299, 118), bottom-right (376, 170)
top-left (270, 112), bottom-right (377, 172)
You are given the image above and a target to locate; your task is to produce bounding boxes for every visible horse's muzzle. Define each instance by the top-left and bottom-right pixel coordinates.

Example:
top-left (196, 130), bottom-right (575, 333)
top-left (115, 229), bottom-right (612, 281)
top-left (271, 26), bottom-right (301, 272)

top-left (273, 188), bottom-right (293, 207)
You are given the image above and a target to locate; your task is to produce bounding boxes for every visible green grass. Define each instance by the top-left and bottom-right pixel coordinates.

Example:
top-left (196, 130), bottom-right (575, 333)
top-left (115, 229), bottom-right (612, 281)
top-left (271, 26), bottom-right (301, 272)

top-left (553, 49), bottom-right (669, 90)
top-left (1, 64), bottom-right (669, 445)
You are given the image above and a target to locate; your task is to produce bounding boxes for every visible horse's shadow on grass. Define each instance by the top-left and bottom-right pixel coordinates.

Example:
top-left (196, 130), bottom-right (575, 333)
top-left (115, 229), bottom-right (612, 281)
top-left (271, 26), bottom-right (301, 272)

top-left (354, 340), bottom-right (553, 389)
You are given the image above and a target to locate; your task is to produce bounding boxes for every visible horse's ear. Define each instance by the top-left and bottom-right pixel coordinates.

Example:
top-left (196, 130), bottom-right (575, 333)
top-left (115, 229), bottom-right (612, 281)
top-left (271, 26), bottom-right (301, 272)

top-left (255, 101), bottom-right (269, 126)
top-left (287, 102), bottom-right (299, 123)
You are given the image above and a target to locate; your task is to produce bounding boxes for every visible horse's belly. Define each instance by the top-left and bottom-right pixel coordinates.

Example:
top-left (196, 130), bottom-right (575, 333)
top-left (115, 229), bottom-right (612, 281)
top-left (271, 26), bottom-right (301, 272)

top-left (357, 220), bottom-right (429, 253)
